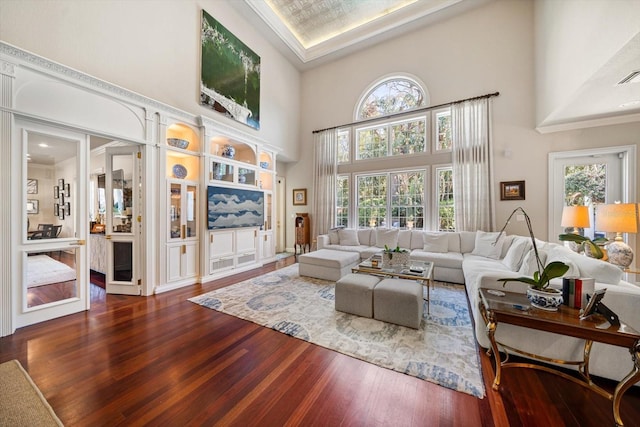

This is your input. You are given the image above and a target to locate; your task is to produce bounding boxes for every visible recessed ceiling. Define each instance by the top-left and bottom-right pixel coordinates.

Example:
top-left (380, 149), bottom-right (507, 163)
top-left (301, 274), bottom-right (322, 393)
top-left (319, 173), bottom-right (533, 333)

top-left (237, 0), bottom-right (488, 68)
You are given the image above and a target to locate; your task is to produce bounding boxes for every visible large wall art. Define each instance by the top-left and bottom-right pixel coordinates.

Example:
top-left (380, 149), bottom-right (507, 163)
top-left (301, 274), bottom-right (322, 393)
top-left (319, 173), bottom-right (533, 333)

top-left (200, 10), bottom-right (261, 130)
top-left (207, 186), bottom-right (264, 230)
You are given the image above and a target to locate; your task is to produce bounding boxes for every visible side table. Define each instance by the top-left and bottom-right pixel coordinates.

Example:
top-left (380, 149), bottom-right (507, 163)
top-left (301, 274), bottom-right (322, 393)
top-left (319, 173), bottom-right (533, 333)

top-left (478, 289), bottom-right (640, 427)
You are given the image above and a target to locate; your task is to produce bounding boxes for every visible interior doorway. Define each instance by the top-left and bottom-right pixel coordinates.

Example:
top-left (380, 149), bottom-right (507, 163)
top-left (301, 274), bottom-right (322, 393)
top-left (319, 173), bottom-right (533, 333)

top-left (276, 175), bottom-right (286, 253)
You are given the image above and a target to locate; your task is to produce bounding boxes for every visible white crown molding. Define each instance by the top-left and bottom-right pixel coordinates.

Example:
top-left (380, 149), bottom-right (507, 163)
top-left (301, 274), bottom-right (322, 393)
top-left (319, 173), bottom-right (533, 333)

top-left (245, 0), bottom-right (463, 63)
top-left (536, 111), bottom-right (640, 134)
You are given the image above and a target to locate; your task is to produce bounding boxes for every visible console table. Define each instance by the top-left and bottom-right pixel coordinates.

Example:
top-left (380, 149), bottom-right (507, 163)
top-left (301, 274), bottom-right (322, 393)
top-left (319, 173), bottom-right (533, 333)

top-left (478, 289), bottom-right (640, 427)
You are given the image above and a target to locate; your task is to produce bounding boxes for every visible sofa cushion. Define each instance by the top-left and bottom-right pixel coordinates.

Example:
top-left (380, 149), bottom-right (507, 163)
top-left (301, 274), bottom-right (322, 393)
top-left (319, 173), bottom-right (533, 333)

top-left (357, 229), bottom-right (373, 246)
top-left (328, 227), bottom-right (344, 245)
top-left (447, 233), bottom-right (462, 253)
top-left (411, 250), bottom-right (463, 269)
top-left (558, 245), bottom-right (623, 285)
top-left (375, 228), bottom-right (399, 248)
top-left (500, 235), bottom-right (516, 259)
top-left (546, 245), bottom-right (581, 277)
top-left (338, 228), bottom-right (360, 246)
top-left (422, 232), bottom-right (449, 253)
top-left (501, 236), bottom-right (531, 271)
top-left (398, 230), bottom-right (412, 249)
top-left (459, 231), bottom-right (477, 253)
top-left (410, 231), bottom-right (425, 249)
top-left (471, 231), bottom-right (505, 260)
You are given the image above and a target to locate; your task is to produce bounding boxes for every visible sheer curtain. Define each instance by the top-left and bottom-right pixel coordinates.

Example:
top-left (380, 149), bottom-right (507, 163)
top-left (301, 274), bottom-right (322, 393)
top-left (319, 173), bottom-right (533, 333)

top-left (311, 129), bottom-right (338, 247)
top-left (451, 97), bottom-right (495, 231)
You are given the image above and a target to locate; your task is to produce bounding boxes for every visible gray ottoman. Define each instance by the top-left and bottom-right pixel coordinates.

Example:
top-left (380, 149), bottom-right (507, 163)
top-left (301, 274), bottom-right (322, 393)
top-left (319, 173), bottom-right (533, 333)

top-left (373, 278), bottom-right (424, 329)
top-left (298, 249), bottom-right (360, 281)
top-left (335, 273), bottom-right (381, 318)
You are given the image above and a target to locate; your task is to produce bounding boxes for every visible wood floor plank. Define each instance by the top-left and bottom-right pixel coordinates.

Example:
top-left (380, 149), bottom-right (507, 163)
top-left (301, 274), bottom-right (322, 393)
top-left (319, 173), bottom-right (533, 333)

top-left (2, 257), bottom-right (639, 426)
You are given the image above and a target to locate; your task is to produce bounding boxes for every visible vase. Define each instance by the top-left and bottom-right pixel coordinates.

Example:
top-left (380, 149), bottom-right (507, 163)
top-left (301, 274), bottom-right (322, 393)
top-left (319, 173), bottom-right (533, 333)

top-left (382, 251), bottom-right (410, 267)
top-left (526, 287), bottom-right (563, 311)
top-left (221, 144), bottom-right (235, 159)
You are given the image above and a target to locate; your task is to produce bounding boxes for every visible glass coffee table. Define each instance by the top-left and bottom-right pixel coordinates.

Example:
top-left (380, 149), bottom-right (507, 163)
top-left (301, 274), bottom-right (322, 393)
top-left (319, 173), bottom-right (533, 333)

top-left (352, 256), bottom-right (434, 313)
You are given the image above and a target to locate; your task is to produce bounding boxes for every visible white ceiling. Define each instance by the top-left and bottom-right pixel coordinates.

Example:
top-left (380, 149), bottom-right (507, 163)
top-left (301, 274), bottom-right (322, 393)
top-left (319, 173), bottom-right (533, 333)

top-left (233, 0), bottom-right (640, 129)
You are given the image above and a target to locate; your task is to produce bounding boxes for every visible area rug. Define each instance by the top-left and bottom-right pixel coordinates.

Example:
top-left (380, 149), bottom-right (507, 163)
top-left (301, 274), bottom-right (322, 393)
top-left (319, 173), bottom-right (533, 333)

top-left (189, 264), bottom-right (485, 398)
top-left (0, 359), bottom-right (64, 426)
top-left (26, 255), bottom-right (76, 288)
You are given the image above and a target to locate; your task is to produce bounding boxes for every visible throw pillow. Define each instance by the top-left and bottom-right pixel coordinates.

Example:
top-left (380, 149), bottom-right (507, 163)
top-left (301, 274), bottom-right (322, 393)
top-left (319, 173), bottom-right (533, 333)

top-left (501, 237), bottom-right (531, 271)
top-left (518, 248), bottom-right (549, 276)
top-left (338, 228), bottom-right (360, 246)
top-left (328, 226), bottom-right (344, 245)
top-left (422, 233), bottom-right (449, 253)
top-left (471, 231), bottom-right (505, 260)
top-left (375, 228), bottom-right (399, 249)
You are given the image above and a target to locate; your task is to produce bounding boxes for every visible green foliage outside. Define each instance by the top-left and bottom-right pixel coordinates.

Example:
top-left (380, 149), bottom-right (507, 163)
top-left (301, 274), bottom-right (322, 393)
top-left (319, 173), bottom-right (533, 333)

top-left (564, 164), bottom-right (606, 206)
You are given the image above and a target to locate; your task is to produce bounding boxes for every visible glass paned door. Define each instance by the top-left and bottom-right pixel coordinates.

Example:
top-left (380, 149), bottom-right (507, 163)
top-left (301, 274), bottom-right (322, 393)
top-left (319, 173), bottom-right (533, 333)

top-left (105, 146), bottom-right (141, 295)
top-left (17, 124), bottom-right (88, 329)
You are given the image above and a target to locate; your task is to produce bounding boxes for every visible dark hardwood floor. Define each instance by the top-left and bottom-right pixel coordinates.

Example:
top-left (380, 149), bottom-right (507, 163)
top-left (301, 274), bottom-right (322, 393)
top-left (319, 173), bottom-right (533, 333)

top-left (2, 257), bottom-right (639, 426)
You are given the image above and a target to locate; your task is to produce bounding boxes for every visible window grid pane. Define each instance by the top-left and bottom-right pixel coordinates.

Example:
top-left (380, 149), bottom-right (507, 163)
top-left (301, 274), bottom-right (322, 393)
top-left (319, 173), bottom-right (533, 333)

top-left (390, 171), bottom-right (425, 229)
top-left (336, 175), bottom-right (349, 227)
top-left (391, 119), bottom-right (426, 156)
top-left (359, 78), bottom-right (425, 119)
top-left (357, 175), bottom-right (387, 228)
top-left (436, 110), bottom-right (452, 151)
top-left (437, 168), bottom-right (455, 231)
top-left (356, 126), bottom-right (388, 160)
top-left (337, 129), bottom-right (350, 164)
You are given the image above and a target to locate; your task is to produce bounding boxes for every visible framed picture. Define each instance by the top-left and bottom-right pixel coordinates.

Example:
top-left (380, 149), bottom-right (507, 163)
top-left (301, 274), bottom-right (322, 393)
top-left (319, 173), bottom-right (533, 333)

top-left (64, 183), bottom-right (70, 196)
top-left (500, 181), bottom-right (525, 201)
top-left (64, 202), bottom-right (71, 216)
top-left (293, 188), bottom-right (307, 206)
top-left (26, 199), bottom-right (38, 214)
top-left (27, 179), bottom-right (38, 194)
top-left (54, 203), bottom-right (59, 216)
top-left (53, 185), bottom-right (60, 199)
top-left (200, 10), bottom-right (260, 130)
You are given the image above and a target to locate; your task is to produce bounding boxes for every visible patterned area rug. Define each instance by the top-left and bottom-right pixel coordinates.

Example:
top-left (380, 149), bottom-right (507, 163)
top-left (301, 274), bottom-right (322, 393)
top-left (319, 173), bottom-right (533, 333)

top-left (189, 264), bottom-right (485, 398)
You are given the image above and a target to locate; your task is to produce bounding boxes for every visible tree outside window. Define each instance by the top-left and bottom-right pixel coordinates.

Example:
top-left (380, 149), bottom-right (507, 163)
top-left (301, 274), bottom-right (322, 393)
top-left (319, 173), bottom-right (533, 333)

top-left (336, 175), bottom-right (349, 227)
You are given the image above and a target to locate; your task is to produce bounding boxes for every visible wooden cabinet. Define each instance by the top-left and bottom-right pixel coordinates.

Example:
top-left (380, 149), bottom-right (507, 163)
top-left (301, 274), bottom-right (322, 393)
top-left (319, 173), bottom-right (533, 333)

top-left (295, 213), bottom-right (310, 254)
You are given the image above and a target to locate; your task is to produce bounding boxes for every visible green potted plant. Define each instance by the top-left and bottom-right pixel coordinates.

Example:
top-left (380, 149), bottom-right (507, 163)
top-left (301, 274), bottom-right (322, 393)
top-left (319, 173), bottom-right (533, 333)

top-left (382, 244), bottom-right (410, 267)
top-left (496, 207), bottom-right (569, 310)
top-left (558, 233), bottom-right (608, 259)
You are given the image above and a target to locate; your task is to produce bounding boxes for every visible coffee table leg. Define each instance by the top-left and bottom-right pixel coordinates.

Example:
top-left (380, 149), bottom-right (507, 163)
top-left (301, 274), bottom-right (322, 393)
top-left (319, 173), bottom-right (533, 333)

top-left (485, 312), bottom-right (502, 390)
top-left (613, 340), bottom-right (640, 426)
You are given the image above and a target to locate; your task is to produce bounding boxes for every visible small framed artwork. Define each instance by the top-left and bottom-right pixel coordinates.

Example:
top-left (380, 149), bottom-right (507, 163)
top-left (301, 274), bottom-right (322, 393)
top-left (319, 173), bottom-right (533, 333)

top-left (500, 180), bottom-right (525, 201)
top-left (64, 202), bottom-right (71, 216)
top-left (26, 199), bottom-right (39, 214)
top-left (54, 203), bottom-right (60, 216)
top-left (27, 179), bottom-right (38, 194)
top-left (293, 188), bottom-right (307, 206)
top-left (64, 183), bottom-right (71, 196)
top-left (53, 185), bottom-right (60, 199)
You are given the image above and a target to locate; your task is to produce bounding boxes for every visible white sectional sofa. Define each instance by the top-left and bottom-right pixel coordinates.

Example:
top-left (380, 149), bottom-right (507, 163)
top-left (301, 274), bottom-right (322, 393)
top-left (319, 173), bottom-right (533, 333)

top-left (317, 227), bottom-right (640, 384)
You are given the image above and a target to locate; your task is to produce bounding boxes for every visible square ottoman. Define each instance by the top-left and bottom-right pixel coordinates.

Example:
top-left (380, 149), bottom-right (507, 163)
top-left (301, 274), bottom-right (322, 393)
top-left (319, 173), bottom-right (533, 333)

top-left (298, 249), bottom-right (360, 281)
top-left (373, 278), bottom-right (424, 329)
top-left (335, 273), bottom-right (381, 318)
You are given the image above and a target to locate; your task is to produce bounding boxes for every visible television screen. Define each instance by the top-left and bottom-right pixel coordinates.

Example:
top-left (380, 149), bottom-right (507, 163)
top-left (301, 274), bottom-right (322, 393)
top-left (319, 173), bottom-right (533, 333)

top-left (207, 186), bottom-right (264, 230)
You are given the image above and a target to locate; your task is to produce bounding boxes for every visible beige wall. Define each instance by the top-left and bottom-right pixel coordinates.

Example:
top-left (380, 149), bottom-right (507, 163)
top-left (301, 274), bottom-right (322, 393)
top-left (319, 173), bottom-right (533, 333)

top-left (291, 0), bottom-right (640, 251)
top-left (0, 0), bottom-right (301, 160)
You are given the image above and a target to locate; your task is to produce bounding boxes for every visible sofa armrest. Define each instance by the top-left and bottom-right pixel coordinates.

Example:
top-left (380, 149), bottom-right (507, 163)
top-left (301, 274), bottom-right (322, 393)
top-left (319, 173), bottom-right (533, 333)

top-left (477, 272), bottom-right (529, 294)
top-left (317, 235), bottom-right (329, 249)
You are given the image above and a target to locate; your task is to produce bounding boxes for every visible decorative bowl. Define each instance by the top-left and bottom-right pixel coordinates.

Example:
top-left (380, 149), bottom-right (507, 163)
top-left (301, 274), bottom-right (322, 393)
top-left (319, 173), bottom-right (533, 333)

top-left (526, 287), bottom-right (563, 311)
top-left (260, 161), bottom-right (269, 169)
top-left (167, 138), bottom-right (189, 150)
top-left (172, 164), bottom-right (188, 179)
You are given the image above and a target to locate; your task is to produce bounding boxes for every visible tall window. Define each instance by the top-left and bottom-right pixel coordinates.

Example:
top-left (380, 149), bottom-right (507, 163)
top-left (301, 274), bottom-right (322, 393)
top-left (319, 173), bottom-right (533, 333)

top-left (436, 167), bottom-right (455, 231)
top-left (337, 129), bottom-right (350, 164)
top-left (336, 175), bottom-right (349, 227)
top-left (357, 175), bottom-right (387, 228)
top-left (434, 109), bottom-right (452, 151)
top-left (390, 171), bottom-right (424, 229)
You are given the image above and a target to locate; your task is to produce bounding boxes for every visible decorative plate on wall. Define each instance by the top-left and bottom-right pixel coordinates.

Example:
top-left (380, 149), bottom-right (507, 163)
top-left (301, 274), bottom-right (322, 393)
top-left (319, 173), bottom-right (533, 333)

top-left (173, 164), bottom-right (188, 179)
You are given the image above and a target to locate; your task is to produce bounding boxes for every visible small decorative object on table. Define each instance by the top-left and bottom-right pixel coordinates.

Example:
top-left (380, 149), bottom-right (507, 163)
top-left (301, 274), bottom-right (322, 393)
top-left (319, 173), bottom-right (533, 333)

top-left (221, 144), bottom-right (235, 159)
top-left (382, 245), bottom-right (410, 267)
top-left (497, 207), bottom-right (569, 311)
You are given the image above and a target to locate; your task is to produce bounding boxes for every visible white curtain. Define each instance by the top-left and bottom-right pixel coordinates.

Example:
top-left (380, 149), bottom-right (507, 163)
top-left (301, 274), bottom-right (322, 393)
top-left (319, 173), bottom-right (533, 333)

top-left (311, 129), bottom-right (338, 247)
top-left (451, 98), bottom-right (495, 231)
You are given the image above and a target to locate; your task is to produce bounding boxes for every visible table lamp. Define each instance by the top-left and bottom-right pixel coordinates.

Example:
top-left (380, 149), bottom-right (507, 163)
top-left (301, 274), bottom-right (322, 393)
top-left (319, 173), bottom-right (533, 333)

top-left (595, 203), bottom-right (637, 268)
top-left (560, 206), bottom-right (590, 234)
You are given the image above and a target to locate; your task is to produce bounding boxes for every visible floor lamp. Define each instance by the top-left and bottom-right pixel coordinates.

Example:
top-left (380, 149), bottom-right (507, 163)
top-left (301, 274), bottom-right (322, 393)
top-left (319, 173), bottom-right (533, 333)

top-left (595, 203), bottom-right (637, 269)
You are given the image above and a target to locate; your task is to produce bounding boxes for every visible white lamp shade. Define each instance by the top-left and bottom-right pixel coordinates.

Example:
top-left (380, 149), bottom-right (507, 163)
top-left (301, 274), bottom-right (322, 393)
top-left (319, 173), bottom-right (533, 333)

top-left (595, 203), bottom-right (638, 233)
top-left (560, 206), bottom-right (590, 228)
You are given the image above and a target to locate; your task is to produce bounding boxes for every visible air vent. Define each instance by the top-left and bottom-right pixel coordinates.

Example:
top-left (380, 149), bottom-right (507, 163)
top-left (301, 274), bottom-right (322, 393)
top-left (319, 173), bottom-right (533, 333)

top-left (618, 70), bottom-right (640, 85)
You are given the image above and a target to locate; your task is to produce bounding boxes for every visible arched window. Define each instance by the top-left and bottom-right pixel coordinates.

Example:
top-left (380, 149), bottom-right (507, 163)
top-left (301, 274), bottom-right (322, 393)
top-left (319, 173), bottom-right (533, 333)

top-left (356, 76), bottom-right (428, 120)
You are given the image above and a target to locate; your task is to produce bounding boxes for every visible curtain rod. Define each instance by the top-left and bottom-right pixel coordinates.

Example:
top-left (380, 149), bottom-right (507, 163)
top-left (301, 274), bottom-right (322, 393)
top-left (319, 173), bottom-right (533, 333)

top-left (312, 91), bottom-right (500, 134)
